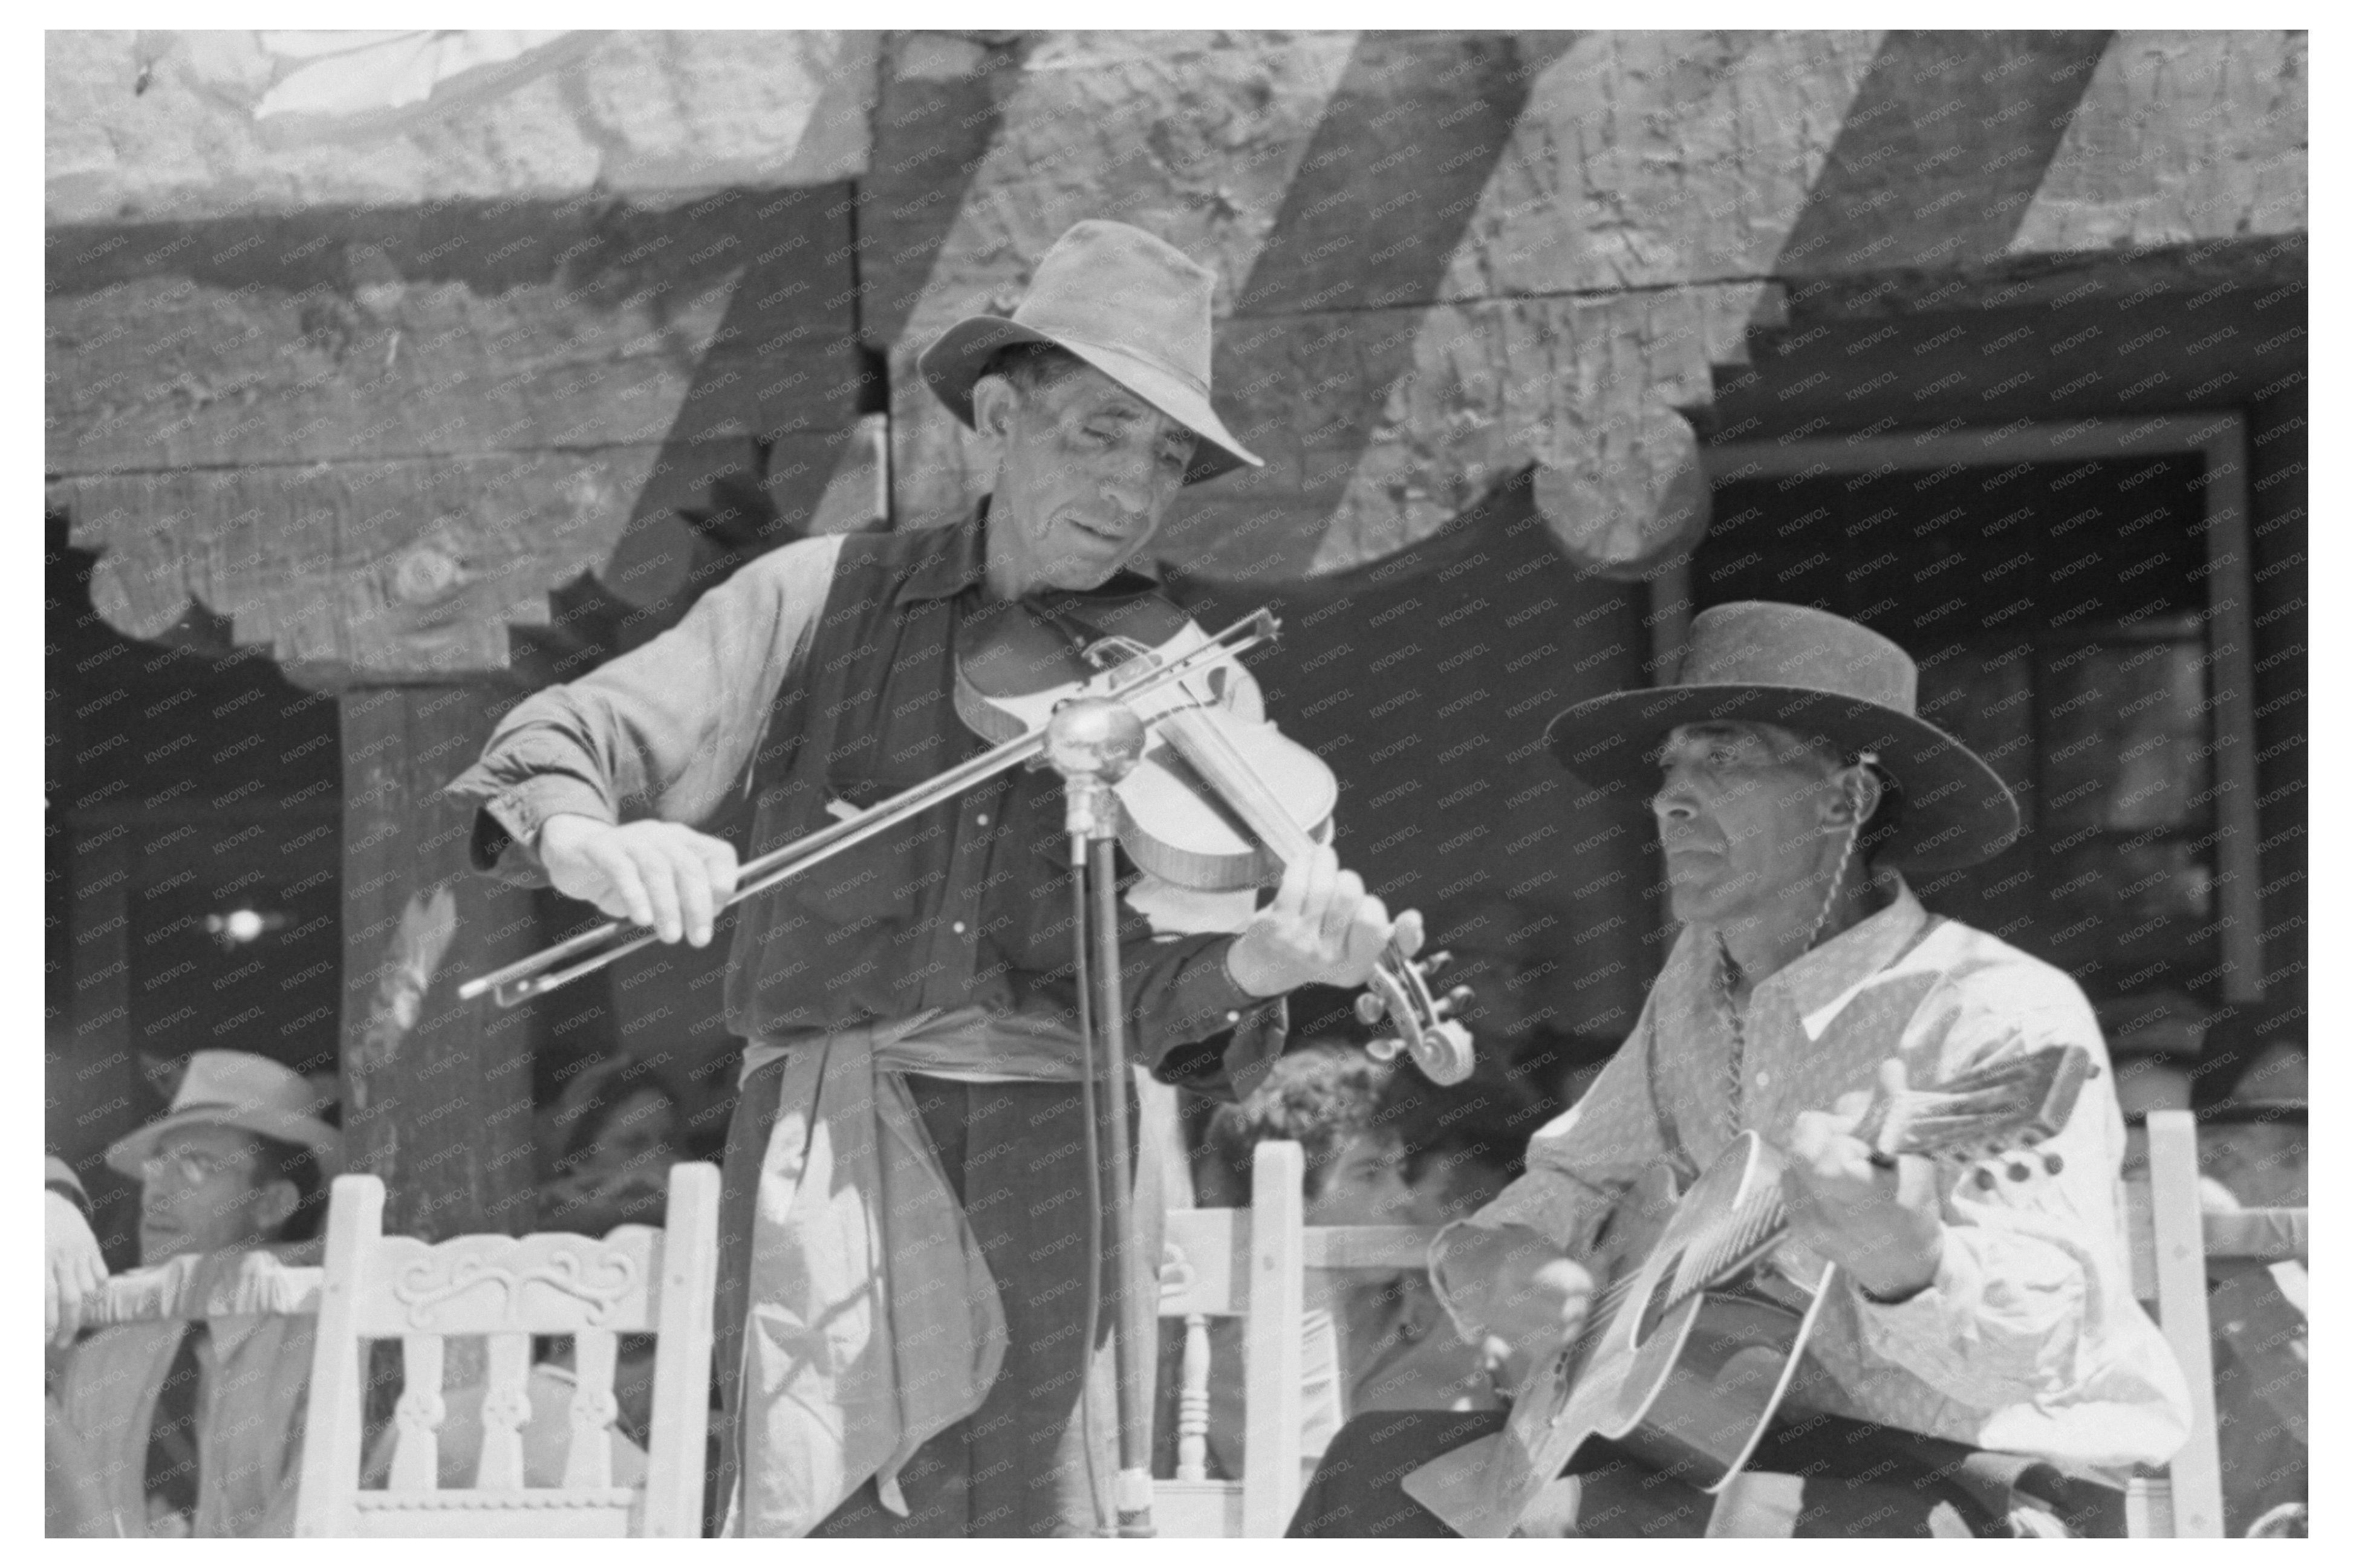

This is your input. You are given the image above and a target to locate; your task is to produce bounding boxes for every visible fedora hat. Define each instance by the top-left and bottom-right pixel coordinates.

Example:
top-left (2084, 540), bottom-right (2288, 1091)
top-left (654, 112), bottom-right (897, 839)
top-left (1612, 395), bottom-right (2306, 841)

top-left (1543, 601), bottom-right (2020, 871)
top-left (918, 219), bottom-right (1263, 484)
top-left (107, 1049), bottom-right (342, 1180)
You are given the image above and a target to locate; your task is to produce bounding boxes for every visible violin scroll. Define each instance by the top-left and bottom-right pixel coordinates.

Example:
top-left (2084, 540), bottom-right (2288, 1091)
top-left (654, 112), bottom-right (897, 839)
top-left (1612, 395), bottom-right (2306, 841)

top-left (1358, 948), bottom-right (1477, 1085)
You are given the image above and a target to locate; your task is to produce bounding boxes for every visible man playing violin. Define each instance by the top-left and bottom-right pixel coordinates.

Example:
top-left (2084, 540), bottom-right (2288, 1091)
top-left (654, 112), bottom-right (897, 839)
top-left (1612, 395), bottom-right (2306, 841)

top-left (448, 219), bottom-right (1422, 1537)
top-left (1288, 603), bottom-right (2192, 1538)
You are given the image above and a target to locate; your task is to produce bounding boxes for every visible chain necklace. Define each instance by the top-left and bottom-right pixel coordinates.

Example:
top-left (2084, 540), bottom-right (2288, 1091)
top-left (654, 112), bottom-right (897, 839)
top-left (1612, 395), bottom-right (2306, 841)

top-left (1713, 931), bottom-right (1749, 1141)
top-left (1713, 813), bottom-right (1862, 1141)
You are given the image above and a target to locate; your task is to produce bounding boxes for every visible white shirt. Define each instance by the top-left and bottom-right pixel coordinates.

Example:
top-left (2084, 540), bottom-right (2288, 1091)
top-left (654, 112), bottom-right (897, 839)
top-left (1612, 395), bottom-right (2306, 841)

top-left (1433, 874), bottom-right (2193, 1475)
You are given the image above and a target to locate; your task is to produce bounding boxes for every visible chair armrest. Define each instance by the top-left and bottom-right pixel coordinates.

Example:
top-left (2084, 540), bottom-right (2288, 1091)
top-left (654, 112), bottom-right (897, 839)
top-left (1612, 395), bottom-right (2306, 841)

top-left (2202, 1208), bottom-right (2306, 1263)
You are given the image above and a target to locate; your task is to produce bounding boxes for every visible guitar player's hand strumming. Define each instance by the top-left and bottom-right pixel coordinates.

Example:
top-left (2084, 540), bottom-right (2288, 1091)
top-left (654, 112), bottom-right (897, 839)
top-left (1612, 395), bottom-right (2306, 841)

top-left (1434, 1222), bottom-right (1595, 1372)
top-left (1783, 1058), bottom-right (1948, 1303)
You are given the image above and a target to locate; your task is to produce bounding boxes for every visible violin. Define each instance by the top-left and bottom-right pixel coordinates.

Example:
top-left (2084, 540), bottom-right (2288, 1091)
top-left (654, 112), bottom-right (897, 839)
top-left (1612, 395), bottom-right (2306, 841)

top-left (955, 590), bottom-right (1476, 1085)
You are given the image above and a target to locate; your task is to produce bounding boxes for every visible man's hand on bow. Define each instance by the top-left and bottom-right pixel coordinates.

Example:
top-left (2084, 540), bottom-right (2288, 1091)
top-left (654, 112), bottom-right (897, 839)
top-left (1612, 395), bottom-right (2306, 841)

top-left (1783, 1058), bottom-right (1947, 1303)
top-left (46, 1188), bottom-right (108, 1347)
top-left (1224, 844), bottom-right (1424, 997)
top-left (538, 815), bottom-right (741, 947)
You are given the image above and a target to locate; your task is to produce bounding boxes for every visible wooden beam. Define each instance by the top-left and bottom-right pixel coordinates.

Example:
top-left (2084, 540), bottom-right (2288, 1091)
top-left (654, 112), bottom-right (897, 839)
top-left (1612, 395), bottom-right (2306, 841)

top-left (60, 432), bottom-right (853, 680)
top-left (47, 191), bottom-right (862, 478)
top-left (47, 31), bottom-right (876, 225)
top-left (1772, 235), bottom-right (2308, 325)
top-left (1153, 287), bottom-right (1748, 581)
top-left (49, 186), bottom-right (863, 682)
top-left (2011, 30), bottom-right (2307, 254)
top-left (338, 684), bottom-right (539, 1241)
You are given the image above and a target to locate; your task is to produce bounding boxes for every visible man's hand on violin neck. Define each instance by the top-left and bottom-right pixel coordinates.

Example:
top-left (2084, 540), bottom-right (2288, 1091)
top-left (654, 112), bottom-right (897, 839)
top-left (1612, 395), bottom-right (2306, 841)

top-left (538, 814), bottom-right (740, 947)
top-left (1224, 845), bottom-right (1423, 998)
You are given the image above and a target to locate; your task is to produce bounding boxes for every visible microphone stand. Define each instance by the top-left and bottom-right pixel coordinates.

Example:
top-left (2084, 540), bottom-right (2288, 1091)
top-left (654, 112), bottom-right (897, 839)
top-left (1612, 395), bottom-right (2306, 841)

top-left (1044, 697), bottom-right (1157, 1538)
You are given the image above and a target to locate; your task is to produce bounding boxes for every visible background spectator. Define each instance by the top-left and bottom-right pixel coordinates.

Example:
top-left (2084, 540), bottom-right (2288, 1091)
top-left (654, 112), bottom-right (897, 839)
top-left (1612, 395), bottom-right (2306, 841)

top-left (1185, 1044), bottom-right (1510, 1484)
top-left (538, 1055), bottom-right (683, 1236)
top-left (49, 1051), bottom-right (339, 1537)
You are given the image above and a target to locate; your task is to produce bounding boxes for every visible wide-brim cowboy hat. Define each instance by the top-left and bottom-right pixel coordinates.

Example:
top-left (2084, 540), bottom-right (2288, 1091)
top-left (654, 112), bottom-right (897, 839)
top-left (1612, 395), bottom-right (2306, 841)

top-left (108, 1049), bottom-right (343, 1180)
top-left (918, 219), bottom-right (1263, 485)
top-left (1544, 601), bottom-right (2020, 872)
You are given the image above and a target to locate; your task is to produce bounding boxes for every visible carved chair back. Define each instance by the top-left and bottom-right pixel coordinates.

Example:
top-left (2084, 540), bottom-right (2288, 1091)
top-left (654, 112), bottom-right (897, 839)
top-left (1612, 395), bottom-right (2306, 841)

top-left (294, 1165), bottom-right (720, 1538)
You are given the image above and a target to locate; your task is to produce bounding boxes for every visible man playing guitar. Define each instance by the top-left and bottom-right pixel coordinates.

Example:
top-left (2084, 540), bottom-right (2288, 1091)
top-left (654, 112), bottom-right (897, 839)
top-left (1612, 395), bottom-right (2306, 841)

top-left (1290, 603), bottom-right (2192, 1538)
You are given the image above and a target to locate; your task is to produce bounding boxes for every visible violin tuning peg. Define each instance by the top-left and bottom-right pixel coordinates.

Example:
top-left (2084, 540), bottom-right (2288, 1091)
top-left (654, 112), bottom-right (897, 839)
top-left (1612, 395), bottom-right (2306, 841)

top-left (1444, 985), bottom-right (1476, 1013)
top-left (1353, 993), bottom-right (1388, 1027)
top-left (2005, 1161), bottom-right (2033, 1183)
top-left (1365, 1036), bottom-right (1405, 1062)
top-left (2041, 1152), bottom-right (2065, 1176)
top-left (1424, 950), bottom-right (1452, 975)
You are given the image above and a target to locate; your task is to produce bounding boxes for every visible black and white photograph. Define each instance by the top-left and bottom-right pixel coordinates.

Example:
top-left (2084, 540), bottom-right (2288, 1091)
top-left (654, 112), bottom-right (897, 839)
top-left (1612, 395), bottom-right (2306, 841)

top-left (38, 19), bottom-right (2311, 1541)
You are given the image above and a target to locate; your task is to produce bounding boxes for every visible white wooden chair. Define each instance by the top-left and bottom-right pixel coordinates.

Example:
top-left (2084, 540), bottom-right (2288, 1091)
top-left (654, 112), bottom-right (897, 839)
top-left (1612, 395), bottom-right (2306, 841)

top-left (1159, 1140), bottom-right (1304, 1537)
top-left (1157, 1140), bottom-right (1442, 1537)
top-left (294, 1163), bottom-right (721, 1538)
top-left (2122, 1108), bottom-right (2309, 1538)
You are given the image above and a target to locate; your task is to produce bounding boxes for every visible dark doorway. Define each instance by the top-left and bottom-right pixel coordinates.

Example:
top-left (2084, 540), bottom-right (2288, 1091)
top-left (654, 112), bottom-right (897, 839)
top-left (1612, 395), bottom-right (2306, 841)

top-left (47, 512), bottom-right (342, 1261)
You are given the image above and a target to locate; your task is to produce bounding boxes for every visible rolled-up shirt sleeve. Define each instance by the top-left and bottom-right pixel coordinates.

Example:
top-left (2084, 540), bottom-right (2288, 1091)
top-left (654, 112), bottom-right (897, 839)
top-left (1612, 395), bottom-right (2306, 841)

top-left (1121, 931), bottom-right (1288, 1099)
top-left (1117, 856), bottom-right (1283, 1098)
top-left (446, 535), bottom-right (845, 879)
top-left (1852, 967), bottom-right (2190, 1436)
top-left (1429, 1003), bottom-right (1670, 1340)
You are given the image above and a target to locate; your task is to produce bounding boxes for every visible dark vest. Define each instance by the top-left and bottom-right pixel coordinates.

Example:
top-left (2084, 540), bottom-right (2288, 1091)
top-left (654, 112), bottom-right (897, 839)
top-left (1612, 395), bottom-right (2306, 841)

top-left (723, 521), bottom-right (1167, 1039)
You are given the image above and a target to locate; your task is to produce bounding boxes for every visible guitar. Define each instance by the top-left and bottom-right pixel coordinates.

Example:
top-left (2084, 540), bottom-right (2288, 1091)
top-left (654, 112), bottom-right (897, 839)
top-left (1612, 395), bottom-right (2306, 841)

top-left (1402, 1043), bottom-right (2095, 1536)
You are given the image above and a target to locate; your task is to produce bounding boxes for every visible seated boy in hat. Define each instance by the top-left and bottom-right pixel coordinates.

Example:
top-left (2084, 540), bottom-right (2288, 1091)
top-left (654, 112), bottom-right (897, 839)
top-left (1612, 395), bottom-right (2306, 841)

top-left (1292, 603), bottom-right (2193, 1538)
top-left (50, 1049), bottom-right (339, 1537)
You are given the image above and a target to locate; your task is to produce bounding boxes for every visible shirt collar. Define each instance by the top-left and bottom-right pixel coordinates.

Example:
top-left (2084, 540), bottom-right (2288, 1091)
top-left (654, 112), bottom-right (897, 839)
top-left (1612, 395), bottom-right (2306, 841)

top-left (1676, 871), bottom-right (1930, 1038)
top-left (1767, 870), bottom-right (1930, 1038)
